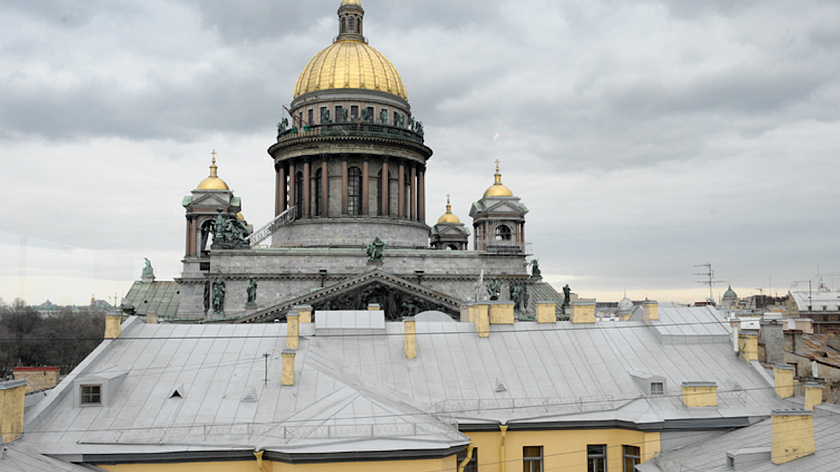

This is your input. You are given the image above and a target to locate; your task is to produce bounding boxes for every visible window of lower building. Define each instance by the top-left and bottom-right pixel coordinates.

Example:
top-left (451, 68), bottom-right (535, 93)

top-left (81, 385), bottom-right (101, 405)
top-left (623, 445), bottom-right (641, 472)
top-left (587, 445), bottom-right (606, 472)
top-left (523, 446), bottom-right (543, 472)
top-left (456, 447), bottom-right (478, 472)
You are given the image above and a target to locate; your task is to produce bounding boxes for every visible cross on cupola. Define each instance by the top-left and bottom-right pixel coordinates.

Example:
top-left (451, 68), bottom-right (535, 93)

top-left (337, 0), bottom-right (365, 41)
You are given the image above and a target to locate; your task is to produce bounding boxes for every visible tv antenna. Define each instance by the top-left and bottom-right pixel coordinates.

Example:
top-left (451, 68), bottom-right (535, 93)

top-left (694, 262), bottom-right (725, 303)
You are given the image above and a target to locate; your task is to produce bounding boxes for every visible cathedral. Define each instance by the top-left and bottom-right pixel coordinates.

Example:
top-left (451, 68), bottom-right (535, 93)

top-left (165, 0), bottom-right (553, 322)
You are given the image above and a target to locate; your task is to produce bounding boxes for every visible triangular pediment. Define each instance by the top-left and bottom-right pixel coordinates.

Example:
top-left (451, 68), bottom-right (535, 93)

top-left (439, 225), bottom-right (469, 236)
top-left (187, 192), bottom-right (232, 208)
top-left (238, 269), bottom-right (462, 323)
top-left (478, 199), bottom-right (527, 216)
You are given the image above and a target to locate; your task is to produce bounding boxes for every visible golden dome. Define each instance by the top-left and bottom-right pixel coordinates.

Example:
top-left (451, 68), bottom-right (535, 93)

top-left (197, 152), bottom-right (230, 191)
top-left (483, 161), bottom-right (513, 198)
top-left (340, 0), bottom-right (362, 7)
top-left (437, 195), bottom-right (461, 224)
top-left (294, 39), bottom-right (407, 100)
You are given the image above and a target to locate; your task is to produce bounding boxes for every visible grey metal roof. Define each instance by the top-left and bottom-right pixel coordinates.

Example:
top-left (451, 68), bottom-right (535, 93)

top-left (650, 408), bottom-right (840, 471)
top-left (23, 308), bottom-right (783, 462)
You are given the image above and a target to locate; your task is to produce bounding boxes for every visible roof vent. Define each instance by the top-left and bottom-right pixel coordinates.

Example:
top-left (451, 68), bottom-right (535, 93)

top-left (495, 379), bottom-right (507, 393)
top-left (242, 387), bottom-right (258, 403)
top-left (726, 448), bottom-right (770, 470)
top-left (169, 384), bottom-right (187, 399)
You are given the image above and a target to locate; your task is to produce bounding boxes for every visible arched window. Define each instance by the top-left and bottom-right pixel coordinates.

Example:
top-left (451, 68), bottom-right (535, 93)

top-left (348, 16), bottom-right (355, 33)
top-left (446, 244), bottom-right (459, 251)
top-left (348, 166), bottom-right (362, 215)
top-left (313, 168), bottom-right (323, 216)
top-left (341, 17), bottom-right (346, 33)
top-left (294, 171), bottom-right (304, 218)
top-left (200, 220), bottom-right (215, 253)
top-left (495, 224), bottom-right (512, 241)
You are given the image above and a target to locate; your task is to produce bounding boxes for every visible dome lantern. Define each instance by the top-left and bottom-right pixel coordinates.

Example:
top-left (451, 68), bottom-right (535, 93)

top-left (197, 150), bottom-right (230, 191)
top-left (337, 0), bottom-right (365, 41)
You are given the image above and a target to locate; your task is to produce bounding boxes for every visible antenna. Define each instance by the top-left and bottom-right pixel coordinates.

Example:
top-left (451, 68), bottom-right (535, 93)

top-left (694, 262), bottom-right (725, 303)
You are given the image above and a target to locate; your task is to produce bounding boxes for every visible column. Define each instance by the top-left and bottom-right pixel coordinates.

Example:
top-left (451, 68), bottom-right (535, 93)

top-left (320, 156), bottom-right (328, 217)
top-left (362, 156), bottom-right (370, 215)
top-left (341, 154), bottom-right (349, 215)
top-left (275, 163), bottom-right (286, 216)
top-left (381, 157), bottom-right (390, 216)
top-left (302, 159), bottom-right (311, 217)
top-left (288, 160), bottom-right (297, 214)
top-left (418, 166), bottom-right (425, 221)
top-left (185, 217), bottom-right (192, 256)
top-left (410, 163), bottom-right (417, 220)
top-left (398, 159), bottom-right (406, 218)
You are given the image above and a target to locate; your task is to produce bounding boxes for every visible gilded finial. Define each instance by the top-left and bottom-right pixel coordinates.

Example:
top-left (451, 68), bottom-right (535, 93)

top-left (494, 160), bottom-right (502, 185)
top-left (209, 150), bottom-right (219, 178)
top-left (445, 194), bottom-right (452, 214)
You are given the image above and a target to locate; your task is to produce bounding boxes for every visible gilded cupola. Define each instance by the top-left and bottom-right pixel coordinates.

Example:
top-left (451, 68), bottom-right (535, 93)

top-left (196, 152), bottom-right (230, 191)
top-left (483, 161), bottom-right (514, 198)
top-left (437, 195), bottom-right (461, 224)
top-left (293, 0), bottom-right (407, 100)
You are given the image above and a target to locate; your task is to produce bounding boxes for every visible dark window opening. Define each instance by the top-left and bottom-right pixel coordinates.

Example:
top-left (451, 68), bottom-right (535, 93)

top-left (588, 445), bottom-right (606, 472)
top-left (351, 105), bottom-right (359, 121)
top-left (335, 106), bottom-right (344, 122)
top-left (294, 171), bottom-right (304, 218)
top-left (365, 106), bottom-right (374, 123)
top-left (307, 109), bottom-right (314, 127)
top-left (650, 382), bottom-right (664, 395)
top-left (348, 16), bottom-right (355, 33)
top-left (523, 446), bottom-right (543, 472)
top-left (341, 17), bottom-right (346, 33)
top-left (348, 166), bottom-right (362, 215)
top-left (623, 445), bottom-right (641, 472)
top-left (81, 385), bottom-right (101, 405)
top-left (495, 224), bottom-right (512, 241)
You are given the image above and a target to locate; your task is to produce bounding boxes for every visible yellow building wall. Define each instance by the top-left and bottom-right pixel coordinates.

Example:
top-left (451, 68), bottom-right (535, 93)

top-left (465, 428), bottom-right (660, 471)
top-left (101, 456), bottom-right (455, 472)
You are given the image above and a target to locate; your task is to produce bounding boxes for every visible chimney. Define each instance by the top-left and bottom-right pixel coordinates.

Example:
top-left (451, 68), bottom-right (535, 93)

top-left (642, 300), bottom-right (659, 325)
top-left (146, 313), bottom-right (158, 324)
top-left (761, 316), bottom-right (784, 365)
top-left (571, 301), bottom-right (596, 324)
top-left (805, 383), bottom-right (824, 411)
top-left (771, 410), bottom-right (815, 464)
top-left (681, 381), bottom-right (718, 408)
top-left (104, 313), bottom-right (123, 339)
top-left (536, 301), bottom-right (556, 324)
top-left (489, 301), bottom-right (515, 324)
top-left (790, 330), bottom-right (804, 355)
top-left (404, 317), bottom-right (417, 359)
top-left (367, 303), bottom-right (380, 311)
top-left (0, 380), bottom-right (27, 444)
top-left (281, 349), bottom-right (296, 386)
top-left (286, 312), bottom-right (300, 350)
top-left (294, 305), bottom-right (313, 323)
top-left (739, 330), bottom-right (759, 363)
top-left (460, 303), bottom-right (472, 323)
top-left (474, 303), bottom-right (490, 338)
top-left (774, 364), bottom-right (795, 399)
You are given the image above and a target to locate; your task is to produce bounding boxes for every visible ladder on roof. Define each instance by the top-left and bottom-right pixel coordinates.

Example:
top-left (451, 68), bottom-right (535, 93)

top-left (246, 207), bottom-right (296, 246)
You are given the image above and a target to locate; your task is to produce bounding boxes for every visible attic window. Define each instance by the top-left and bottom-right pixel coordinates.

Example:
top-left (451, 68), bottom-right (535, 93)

top-left (650, 382), bottom-right (664, 395)
top-left (81, 385), bottom-right (101, 405)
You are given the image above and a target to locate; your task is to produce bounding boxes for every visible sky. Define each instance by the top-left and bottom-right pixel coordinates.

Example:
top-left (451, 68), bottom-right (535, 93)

top-left (1, 0), bottom-right (839, 307)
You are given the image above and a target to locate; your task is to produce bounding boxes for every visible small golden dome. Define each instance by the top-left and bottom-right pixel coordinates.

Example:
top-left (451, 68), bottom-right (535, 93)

top-left (483, 161), bottom-right (513, 198)
top-left (197, 152), bottom-right (230, 191)
top-left (236, 212), bottom-right (245, 221)
top-left (294, 40), bottom-right (407, 100)
top-left (340, 0), bottom-right (362, 7)
top-left (437, 195), bottom-right (461, 224)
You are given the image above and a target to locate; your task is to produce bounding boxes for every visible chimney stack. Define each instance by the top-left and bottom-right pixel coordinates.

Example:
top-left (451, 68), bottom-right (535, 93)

top-left (774, 364), bottom-right (795, 399)
top-left (536, 301), bottom-right (556, 324)
top-left (571, 301), bottom-right (596, 324)
top-left (404, 317), bottom-right (417, 359)
top-left (739, 330), bottom-right (759, 363)
top-left (771, 410), bottom-right (815, 464)
top-left (805, 383), bottom-right (824, 411)
top-left (642, 300), bottom-right (659, 325)
top-left (294, 305), bottom-right (313, 323)
top-left (281, 350), bottom-right (296, 386)
top-left (0, 380), bottom-right (27, 444)
top-left (286, 312), bottom-right (300, 349)
top-left (104, 313), bottom-right (123, 339)
top-left (681, 381), bottom-right (718, 408)
top-left (475, 303), bottom-right (490, 338)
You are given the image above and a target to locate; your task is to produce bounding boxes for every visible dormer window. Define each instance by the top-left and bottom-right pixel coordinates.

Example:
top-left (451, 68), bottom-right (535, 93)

top-left (650, 382), bottom-right (664, 395)
top-left (80, 385), bottom-right (101, 405)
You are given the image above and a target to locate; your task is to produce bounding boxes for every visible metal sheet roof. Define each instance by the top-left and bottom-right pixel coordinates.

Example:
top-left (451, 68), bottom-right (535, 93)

top-left (122, 281), bottom-right (180, 317)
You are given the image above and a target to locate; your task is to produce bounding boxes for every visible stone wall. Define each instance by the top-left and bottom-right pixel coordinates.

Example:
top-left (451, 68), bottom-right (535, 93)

top-left (271, 218), bottom-right (430, 249)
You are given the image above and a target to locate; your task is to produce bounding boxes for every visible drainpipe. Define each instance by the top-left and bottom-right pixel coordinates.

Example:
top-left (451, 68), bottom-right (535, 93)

top-left (458, 444), bottom-right (476, 472)
top-left (254, 450), bottom-right (267, 472)
top-left (500, 424), bottom-right (508, 472)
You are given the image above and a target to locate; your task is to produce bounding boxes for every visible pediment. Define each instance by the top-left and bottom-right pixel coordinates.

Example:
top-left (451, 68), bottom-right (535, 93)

top-left (438, 225), bottom-right (469, 236)
top-left (239, 270), bottom-right (462, 323)
top-left (476, 199), bottom-right (527, 216)
top-left (188, 192), bottom-right (233, 209)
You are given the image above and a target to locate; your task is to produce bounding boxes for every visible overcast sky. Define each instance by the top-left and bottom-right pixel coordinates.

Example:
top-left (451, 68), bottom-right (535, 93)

top-left (1, 0), bottom-right (839, 306)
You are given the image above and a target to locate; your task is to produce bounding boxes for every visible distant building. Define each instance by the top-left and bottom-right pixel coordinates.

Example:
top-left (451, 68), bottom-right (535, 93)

top-left (787, 289), bottom-right (840, 333)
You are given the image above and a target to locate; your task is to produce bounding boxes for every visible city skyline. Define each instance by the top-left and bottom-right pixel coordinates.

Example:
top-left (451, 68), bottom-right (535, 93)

top-left (1, 0), bottom-right (839, 306)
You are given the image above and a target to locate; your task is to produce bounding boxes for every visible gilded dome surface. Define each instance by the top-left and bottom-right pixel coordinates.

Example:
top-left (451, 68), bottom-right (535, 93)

top-left (483, 162), bottom-right (514, 198)
top-left (437, 196), bottom-right (460, 224)
top-left (293, 39), bottom-right (407, 100)
top-left (197, 155), bottom-right (230, 191)
top-left (340, 0), bottom-right (362, 7)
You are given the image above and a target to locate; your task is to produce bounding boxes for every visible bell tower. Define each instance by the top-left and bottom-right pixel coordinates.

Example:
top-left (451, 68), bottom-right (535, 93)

top-left (470, 161), bottom-right (528, 253)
